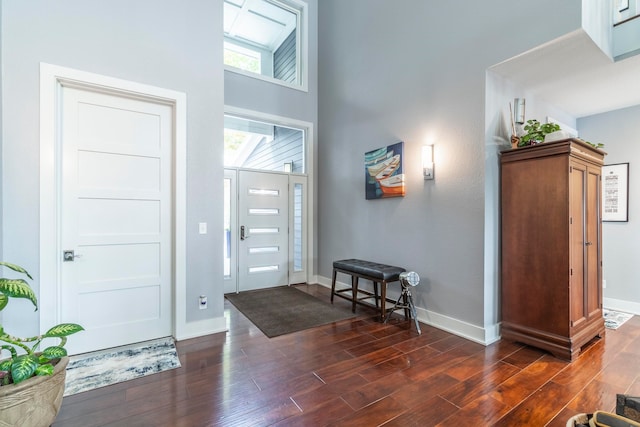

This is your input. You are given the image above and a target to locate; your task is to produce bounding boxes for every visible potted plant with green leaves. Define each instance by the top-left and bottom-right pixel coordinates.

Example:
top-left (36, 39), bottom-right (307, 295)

top-left (517, 119), bottom-right (605, 150)
top-left (518, 119), bottom-right (561, 146)
top-left (0, 261), bottom-right (83, 427)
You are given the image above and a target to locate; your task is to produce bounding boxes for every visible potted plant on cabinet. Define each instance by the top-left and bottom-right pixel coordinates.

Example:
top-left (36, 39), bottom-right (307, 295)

top-left (517, 119), bottom-right (605, 149)
top-left (518, 119), bottom-right (561, 146)
top-left (0, 261), bottom-right (83, 427)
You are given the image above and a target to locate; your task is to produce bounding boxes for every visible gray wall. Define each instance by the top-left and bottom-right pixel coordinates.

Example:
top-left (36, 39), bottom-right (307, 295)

top-left (578, 105), bottom-right (640, 310)
top-left (317, 0), bottom-right (582, 332)
top-left (1, 0), bottom-right (224, 335)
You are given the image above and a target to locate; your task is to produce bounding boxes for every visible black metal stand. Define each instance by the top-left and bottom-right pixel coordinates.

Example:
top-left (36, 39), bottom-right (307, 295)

top-left (383, 282), bottom-right (421, 334)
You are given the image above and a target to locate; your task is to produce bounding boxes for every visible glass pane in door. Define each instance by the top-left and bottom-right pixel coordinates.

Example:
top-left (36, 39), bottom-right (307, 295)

top-left (224, 177), bottom-right (231, 278)
top-left (293, 182), bottom-right (303, 272)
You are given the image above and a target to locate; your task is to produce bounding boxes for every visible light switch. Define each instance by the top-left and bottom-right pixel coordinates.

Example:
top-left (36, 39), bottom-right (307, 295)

top-left (199, 222), bottom-right (207, 234)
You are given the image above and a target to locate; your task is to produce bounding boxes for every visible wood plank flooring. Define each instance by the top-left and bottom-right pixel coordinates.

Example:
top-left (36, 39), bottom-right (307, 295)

top-left (53, 284), bottom-right (640, 426)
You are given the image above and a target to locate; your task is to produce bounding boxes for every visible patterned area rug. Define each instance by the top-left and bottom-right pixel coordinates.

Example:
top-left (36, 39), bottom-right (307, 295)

top-left (64, 337), bottom-right (181, 396)
top-left (603, 309), bottom-right (634, 330)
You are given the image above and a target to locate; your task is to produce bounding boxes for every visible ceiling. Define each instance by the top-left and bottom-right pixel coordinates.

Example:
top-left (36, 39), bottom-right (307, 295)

top-left (224, 0), bottom-right (296, 52)
top-left (490, 30), bottom-right (640, 119)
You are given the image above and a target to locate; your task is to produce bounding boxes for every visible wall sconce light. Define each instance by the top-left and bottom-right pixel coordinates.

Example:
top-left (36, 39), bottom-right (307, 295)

top-left (283, 161), bottom-right (293, 173)
top-left (422, 145), bottom-right (434, 180)
top-left (513, 98), bottom-right (526, 125)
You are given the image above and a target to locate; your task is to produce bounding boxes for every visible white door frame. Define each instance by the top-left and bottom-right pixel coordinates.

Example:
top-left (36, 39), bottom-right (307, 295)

top-left (223, 105), bottom-right (315, 287)
top-left (39, 63), bottom-right (188, 341)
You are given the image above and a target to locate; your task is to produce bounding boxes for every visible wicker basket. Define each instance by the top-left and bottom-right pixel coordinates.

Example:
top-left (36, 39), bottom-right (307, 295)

top-left (566, 413), bottom-right (591, 427)
top-left (0, 356), bottom-right (69, 427)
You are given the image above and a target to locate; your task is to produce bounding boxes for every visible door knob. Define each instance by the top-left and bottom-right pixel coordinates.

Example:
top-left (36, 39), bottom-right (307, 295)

top-left (240, 226), bottom-right (249, 241)
top-left (63, 250), bottom-right (82, 262)
top-left (585, 242), bottom-right (593, 246)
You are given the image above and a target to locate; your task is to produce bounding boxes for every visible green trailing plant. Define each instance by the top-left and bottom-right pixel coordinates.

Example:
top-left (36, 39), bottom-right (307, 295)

top-left (518, 119), bottom-right (561, 146)
top-left (583, 140), bottom-right (605, 149)
top-left (0, 261), bottom-right (83, 385)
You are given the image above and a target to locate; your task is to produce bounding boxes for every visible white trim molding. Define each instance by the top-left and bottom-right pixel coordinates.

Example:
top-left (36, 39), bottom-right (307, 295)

top-left (604, 297), bottom-right (640, 316)
top-left (176, 317), bottom-right (228, 341)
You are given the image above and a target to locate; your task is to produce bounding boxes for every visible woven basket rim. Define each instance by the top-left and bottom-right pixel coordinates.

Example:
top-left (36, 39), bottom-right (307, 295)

top-left (0, 355), bottom-right (69, 397)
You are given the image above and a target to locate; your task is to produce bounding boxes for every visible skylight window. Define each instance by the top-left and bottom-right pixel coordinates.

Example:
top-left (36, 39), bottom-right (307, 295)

top-left (224, 0), bottom-right (307, 90)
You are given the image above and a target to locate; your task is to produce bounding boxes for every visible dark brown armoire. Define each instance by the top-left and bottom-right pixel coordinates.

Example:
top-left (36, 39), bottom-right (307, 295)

top-left (500, 138), bottom-right (606, 360)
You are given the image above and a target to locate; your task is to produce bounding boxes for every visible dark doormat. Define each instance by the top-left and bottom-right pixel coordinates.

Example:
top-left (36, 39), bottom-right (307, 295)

top-left (225, 286), bottom-right (356, 338)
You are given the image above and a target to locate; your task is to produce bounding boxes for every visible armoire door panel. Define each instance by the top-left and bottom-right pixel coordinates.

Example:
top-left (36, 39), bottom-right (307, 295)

top-left (586, 166), bottom-right (602, 319)
top-left (569, 161), bottom-right (586, 328)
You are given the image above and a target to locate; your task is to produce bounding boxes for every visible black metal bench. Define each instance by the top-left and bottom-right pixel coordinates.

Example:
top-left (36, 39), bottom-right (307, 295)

top-left (330, 259), bottom-right (406, 321)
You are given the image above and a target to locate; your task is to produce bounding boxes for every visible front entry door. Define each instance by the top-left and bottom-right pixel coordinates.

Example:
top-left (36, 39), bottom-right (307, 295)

top-left (60, 86), bottom-right (173, 354)
top-left (238, 171), bottom-right (289, 291)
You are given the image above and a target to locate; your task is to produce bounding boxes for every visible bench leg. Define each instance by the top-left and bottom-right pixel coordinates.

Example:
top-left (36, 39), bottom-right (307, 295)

top-left (373, 281), bottom-right (379, 309)
top-left (331, 269), bottom-right (337, 303)
top-left (380, 280), bottom-right (387, 321)
top-left (351, 275), bottom-right (358, 313)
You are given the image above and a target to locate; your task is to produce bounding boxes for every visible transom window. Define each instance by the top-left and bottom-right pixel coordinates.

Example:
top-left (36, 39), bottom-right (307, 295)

top-left (223, 0), bottom-right (307, 90)
top-left (224, 114), bottom-right (305, 173)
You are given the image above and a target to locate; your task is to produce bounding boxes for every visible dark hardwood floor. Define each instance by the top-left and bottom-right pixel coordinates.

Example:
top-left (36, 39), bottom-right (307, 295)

top-left (53, 284), bottom-right (640, 426)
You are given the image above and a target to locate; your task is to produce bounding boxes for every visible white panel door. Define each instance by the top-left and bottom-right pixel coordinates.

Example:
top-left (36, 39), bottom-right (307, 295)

top-left (61, 87), bottom-right (172, 354)
top-left (238, 171), bottom-right (289, 291)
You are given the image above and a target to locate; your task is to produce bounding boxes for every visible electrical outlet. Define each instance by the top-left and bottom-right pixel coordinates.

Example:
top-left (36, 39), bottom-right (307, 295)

top-left (199, 295), bottom-right (208, 310)
top-left (199, 222), bottom-right (207, 234)
top-left (603, 279), bottom-right (607, 289)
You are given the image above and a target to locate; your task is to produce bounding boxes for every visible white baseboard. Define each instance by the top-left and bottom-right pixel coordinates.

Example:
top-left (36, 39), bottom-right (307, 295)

top-left (604, 297), bottom-right (640, 315)
top-left (315, 275), bottom-right (333, 288)
top-left (415, 306), bottom-right (500, 345)
top-left (175, 316), bottom-right (228, 341)
top-left (314, 275), bottom-right (500, 346)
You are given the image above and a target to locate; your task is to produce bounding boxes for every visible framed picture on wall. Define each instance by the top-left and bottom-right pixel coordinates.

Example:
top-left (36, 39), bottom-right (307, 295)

top-left (602, 163), bottom-right (629, 222)
top-left (365, 141), bottom-right (405, 199)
